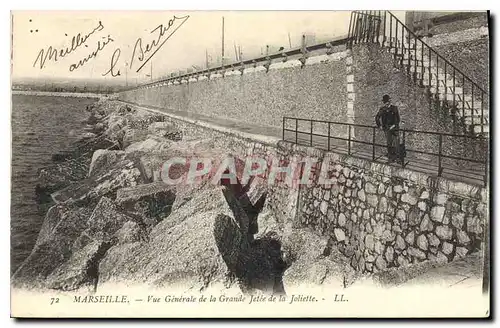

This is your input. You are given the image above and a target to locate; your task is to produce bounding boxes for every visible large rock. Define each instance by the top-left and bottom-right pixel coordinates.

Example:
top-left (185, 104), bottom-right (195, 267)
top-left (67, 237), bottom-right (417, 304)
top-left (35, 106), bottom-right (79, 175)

top-left (97, 186), bottom-right (247, 290)
top-left (73, 196), bottom-right (136, 250)
top-left (125, 137), bottom-right (173, 154)
top-left (148, 122), bottom-right (182, 140)
top-left (88, 149), bottom-right (126, 177)
top-left (114, 221), bottom-right (147, 245)
top-left (50, 155), bottom-right (143, 204)
top-left (116, 182), bottom-right (177, 228)
top-left (45, 240), bottom-right (112, 291)
top-left (282, 229), bottom-right (356, 289)
top-left (12, 204), bottom-right (92, 287)
top-left (121, 128), bottom-right (151, 149)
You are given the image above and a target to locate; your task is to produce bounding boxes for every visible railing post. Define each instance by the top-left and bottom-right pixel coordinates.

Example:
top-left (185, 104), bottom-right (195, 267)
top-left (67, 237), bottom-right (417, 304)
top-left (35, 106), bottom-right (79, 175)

top-left (372, 126), bottom-right (376, 160)
top-left (328, 122), bottom-right (331, 151)
top-left (348, 11), bottom-right (354, 44)
top-left (420, 39), bottom-right (424, 86)
top-left (453, 68), bottom-right (456, 109)
top-left (444, 62), bottom-right (447, 105)
top-left (438, 134), bottom-right (443, 177)
top-left (348, 125), bottom-right (352, 155)
top-left (382, 11), bottom-right (387, 46)
top-left (481, 91), bottom-right (484, 135)
top-left (462, 75), bottom-right (465, 125)
top-left (472, 84), bottom-right (475, 133)
top-left (407, 29), bottom-right (411, 74)
top-left (401, 23), bottom-right (404, 66)
top-left (376, 11), bottom-right (381, 44)
top-left (401, 130), bottom-right (406, 167)
top-left (428, 48), bottom-right (431, 90)
top-left (310, 120), bottom-right (313, 146)
top-left (282, 117), bottom-right (285, 140)
top-left (413, 34), bottom-right (417, 82)
top-left (389, 13), bottom-right (393, 48)
top-left (436, 56), bottom-right (439, 100)
top-left (484, 148), bottom-right (488, 187)
top-left (295, 119), bottom-right (298, 144)
top-left (395, 20), bottom-right (398, 59)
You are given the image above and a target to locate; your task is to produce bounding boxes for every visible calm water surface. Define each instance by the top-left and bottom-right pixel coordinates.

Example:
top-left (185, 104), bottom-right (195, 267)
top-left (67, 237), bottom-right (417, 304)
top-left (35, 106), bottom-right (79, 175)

top-left (11, 95), bottom-right (97, 274)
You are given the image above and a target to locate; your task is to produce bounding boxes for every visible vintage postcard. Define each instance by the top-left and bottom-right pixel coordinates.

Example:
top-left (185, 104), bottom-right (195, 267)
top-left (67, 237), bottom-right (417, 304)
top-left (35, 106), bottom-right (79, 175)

top-left (10, 10), bottom-right (490, 318)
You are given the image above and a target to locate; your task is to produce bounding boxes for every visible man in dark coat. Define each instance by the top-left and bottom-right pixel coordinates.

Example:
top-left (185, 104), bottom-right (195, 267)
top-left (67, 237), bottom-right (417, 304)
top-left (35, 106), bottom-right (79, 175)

top-left (376, 95), bottom-right (401, 162)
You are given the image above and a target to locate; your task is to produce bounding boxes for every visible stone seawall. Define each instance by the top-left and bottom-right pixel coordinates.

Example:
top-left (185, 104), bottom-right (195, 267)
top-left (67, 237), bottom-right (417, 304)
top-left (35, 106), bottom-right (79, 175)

top-left (119, 51), bottom-right (349, 131)
top-left (129, 103), bottom-right (488, 275)
top-left (277, 142), bottom-right (488, 274)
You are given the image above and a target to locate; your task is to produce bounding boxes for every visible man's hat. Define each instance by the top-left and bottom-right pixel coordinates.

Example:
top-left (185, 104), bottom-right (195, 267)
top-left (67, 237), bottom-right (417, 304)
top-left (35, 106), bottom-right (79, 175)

top-left (382, 95), bottom-right (391, 102)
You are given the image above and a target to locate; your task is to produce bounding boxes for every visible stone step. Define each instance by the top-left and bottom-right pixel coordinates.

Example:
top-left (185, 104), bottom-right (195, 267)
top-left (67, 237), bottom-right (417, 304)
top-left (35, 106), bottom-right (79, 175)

top-left (455, 100), bottom-right (485, 111)
top-left (473, 124), bottom-right (489, 134)
top-left (463, 116), bottom-right (489, 125)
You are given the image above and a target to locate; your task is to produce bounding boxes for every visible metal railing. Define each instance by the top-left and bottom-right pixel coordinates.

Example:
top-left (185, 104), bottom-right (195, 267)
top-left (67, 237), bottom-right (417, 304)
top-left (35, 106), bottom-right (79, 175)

top-left (282, 116), bottom-right (488, 186)
top-left (348, 10), bottom-right (489, 136)
top-left (122, 36), bottom-right (349, 92)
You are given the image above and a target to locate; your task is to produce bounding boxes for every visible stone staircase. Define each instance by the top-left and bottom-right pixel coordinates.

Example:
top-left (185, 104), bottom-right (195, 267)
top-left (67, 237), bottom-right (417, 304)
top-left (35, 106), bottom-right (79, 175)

top-left (388, 39), bottom-right (488, 135)
top-left (349, 11), bottom-right (489, 137)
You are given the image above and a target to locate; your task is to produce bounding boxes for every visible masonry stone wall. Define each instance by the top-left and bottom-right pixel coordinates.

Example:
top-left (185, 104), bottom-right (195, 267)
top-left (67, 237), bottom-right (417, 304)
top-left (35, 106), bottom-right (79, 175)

top-left (278, 141), bottom-right (488, 274)
top-left (120, 53), bottom-right (349, 132)
top-left (350, 43), bottom-right (487, 167)
top-left (137, 107), bottom-right (488, 275)
top-left (428, 12), bottom-right (488, 36)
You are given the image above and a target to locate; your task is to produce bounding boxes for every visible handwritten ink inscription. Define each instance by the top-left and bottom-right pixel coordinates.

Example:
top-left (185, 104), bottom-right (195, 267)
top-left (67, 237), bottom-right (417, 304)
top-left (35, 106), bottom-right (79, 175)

top-left (103, 14), bottom-right (190, 77)
top-left (32, 21), bottom-right (105, 70)
top-left (69, 35), bottom-right (114, 72)
top-left (32, 14), bottom-right (189, 77)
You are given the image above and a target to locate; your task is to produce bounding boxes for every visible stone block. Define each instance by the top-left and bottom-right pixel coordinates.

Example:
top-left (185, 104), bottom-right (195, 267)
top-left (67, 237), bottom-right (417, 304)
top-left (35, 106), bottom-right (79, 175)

top-left (401, 193), bottom-right (418, 205)
top-left (435, 193), bottom-right (448, 205)
top-left (358, 189), bottom-right (366, 202)
top-left (334, 228), bottom-right (346, 242)
top-left (454, 247), bottom-right (469, 260)
top-left (430, 206), bottom-right (445, 223)
top-left (367, 195), bottom-right (378, 207)
top-left (417, 201), bottom-right (427, 212)
top-left (396, 209), bottom-right (406, 222)
top-left (366, 182), bottom-right (377, 194)
top-left (466, 216), bottom-right (483, 235)
top-left (451, 212), bottom-right (465, 229)
top-left (395, 234), bottom-right (406, 250)
top-left (435, 225), bottom-right (453, 240)
top-left (393, 185), bottom-right (403, 193)
top-left (417, 234), bottom-right (428, 251)
top-left (375, 256), bottom-right (387, 270)
top-left (338, 213), bottom-right (346, 227)
top-left (320, 201), bottom-right (328, 215)
top-left (408, 247), bottom-right (426, 260)
top-left (385, 246), bottom-right (394, 263)
top-left (427, 233), bottom-right (440, 247)
top-left (456, 230), bottom-right (471, 245)
top-left (365, 235), bottom-right (375, 251)
top-left (405, 231), bottom-right (415, 245)
top-left (420, 214), bottom-right (433, 232)
top-left (442, 242), bottom-right (454, 255)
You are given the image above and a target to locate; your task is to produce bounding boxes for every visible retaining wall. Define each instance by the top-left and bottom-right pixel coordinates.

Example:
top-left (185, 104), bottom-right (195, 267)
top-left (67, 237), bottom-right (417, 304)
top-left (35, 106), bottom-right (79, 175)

top-left (136, 104), bottom-right (488, 275)
top-left (119, 51), bottom-right (349, 131)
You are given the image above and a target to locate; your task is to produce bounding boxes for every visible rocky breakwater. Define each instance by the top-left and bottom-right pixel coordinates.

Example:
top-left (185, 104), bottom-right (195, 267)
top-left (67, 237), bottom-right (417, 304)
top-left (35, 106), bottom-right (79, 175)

top-left (13, 100), bottom-right (356, 295)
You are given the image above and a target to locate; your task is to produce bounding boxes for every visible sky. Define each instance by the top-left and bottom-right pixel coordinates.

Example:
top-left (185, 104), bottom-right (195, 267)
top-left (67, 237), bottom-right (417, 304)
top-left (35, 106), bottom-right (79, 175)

top-left (11, 11), bottom-right (407, 85)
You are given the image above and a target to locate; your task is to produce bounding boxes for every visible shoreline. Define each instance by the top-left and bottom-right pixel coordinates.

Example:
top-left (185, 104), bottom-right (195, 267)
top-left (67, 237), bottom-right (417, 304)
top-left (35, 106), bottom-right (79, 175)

top-left (12, 90), bottom-right (109, 98)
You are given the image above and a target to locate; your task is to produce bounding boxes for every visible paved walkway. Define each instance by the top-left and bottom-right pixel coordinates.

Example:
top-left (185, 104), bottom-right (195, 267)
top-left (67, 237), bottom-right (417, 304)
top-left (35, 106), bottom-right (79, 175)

top-left (398, 253), bottom-right (484, 289)
top-left (119, 100), bottom-right (486, 186)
